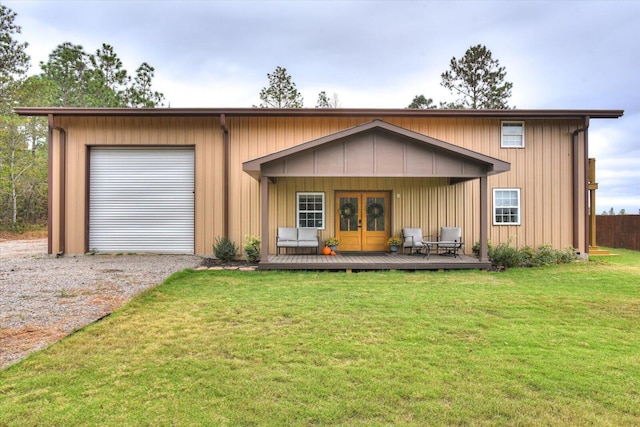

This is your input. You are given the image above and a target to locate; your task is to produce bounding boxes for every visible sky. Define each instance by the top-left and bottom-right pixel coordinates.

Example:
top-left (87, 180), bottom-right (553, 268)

top-left (6, 0), bottom-right (640, 215)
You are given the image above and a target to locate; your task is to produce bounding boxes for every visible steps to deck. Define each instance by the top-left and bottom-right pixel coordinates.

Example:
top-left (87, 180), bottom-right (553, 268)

top-left (589, 246), bottom-right (612, 255)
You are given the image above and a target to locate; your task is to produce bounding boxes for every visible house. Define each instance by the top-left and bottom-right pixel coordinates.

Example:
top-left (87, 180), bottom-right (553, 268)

top-left (15, 107), bottom-right (623, 266)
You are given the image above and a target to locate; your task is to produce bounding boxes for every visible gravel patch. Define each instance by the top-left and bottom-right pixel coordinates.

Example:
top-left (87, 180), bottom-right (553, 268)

top-left (0, 239), bottom-right (202, 368)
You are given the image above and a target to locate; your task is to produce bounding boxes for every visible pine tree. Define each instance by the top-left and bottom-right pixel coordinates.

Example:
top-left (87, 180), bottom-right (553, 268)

top-left (257, 66), bottom-right (303, 108)
top-left (316, 91), bottom-right (339, 108)
top-left (440, 44), bottom-right (513, 109)
top-left (407, 95), bottom-right (437, 109)
top-left (0, 4), bottom-right (30, 112)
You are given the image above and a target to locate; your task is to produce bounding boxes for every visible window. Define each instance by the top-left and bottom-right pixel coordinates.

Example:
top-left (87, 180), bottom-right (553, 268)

top-left (493, 189), bottom-right (521, 225)
top-left (501, 121), bottom-right (525, 148)
top-left (297, 192), bottom-right (325, 229)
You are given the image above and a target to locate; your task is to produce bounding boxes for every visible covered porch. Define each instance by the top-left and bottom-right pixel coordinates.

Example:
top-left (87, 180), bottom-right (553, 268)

top-left (259, 252), bottom-right (490, 271)
top-left (243, 120), bottom-right (510, 270)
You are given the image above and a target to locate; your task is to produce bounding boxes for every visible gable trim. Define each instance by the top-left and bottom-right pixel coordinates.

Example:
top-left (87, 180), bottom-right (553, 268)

top-left (242, 120), bottom-right (510, 180)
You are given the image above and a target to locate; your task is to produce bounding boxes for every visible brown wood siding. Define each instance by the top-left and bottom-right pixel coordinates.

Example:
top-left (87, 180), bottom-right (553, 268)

top-left (51, 114), bottom-right (586, 255)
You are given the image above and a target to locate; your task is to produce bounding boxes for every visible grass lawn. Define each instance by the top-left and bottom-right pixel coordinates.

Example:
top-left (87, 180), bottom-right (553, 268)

top-left (1, 249), bottom-right (639, 426)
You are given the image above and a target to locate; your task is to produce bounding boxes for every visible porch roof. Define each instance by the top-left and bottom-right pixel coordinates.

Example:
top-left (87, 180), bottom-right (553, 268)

top-left (242, 119), bottom-right (510, 180)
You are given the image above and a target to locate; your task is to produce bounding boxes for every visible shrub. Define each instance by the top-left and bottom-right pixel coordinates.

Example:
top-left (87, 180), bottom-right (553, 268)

top-left (213, 236), bottom-right (238, 263)
top-left (244, 235), bottom-right (261, 263)
top-left (489, 242), bottom-right (523, 269)
top-left (558, 246), bottom-right (578, 264)
top-left (519, 245), bottom-right (537, 267)
top-left (487, 241), bottom-right (578, 270)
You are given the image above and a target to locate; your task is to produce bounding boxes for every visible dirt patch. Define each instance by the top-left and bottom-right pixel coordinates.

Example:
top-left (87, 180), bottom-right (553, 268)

top-left (0, 327), bottom-right (68, 365)
top-left (200, 257), bottom-right (258, 268)
top-left (0, 229), bottom-right (48, 241)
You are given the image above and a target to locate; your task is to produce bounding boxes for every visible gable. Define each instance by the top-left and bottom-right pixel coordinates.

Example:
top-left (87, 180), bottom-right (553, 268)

top-left (243, 120), bottom-right (510, 180)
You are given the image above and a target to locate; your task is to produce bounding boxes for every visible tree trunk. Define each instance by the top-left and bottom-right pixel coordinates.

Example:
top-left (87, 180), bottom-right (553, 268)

top-left (11, 177), bottom-right (17, 224)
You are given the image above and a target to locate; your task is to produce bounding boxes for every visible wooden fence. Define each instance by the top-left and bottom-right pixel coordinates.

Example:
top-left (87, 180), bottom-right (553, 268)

top-left (596, 215), bottom-right (640, 251)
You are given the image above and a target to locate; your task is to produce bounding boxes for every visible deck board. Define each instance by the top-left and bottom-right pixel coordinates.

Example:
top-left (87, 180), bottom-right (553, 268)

top-left (258, 252), bottom-right (490, 271)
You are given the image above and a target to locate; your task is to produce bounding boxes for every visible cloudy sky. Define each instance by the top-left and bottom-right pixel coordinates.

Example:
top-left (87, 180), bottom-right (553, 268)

top-left (6, 0), bottom-right (639, 214)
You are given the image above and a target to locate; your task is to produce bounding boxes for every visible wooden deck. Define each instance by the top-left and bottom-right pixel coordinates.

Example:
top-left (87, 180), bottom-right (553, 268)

top-left (258, 252), bottom-right (491, 271)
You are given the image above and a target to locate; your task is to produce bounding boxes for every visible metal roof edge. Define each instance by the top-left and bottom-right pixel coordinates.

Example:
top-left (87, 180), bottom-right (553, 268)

top-left (13, 107), bottom-right (624, 119)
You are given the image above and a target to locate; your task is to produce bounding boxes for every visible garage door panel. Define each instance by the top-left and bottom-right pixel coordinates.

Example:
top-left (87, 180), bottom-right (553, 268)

top-left (89, 147), bottom-right (194, 254)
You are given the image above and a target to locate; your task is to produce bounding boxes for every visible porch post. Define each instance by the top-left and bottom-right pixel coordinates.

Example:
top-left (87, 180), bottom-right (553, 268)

top-left (479, 176), bottom-right (489, 262)
top-left (260, 175), bottom-right (269, 261)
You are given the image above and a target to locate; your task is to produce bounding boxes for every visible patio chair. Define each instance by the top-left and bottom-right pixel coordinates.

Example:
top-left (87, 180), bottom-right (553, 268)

top-left (437, 226), bottom-right (464, 258)
top-left (401, 228), bottom-right (430, 255)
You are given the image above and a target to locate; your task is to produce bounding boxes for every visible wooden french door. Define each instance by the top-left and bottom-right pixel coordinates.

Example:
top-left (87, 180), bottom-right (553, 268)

top-left (335, 191), bottom-right (390, 252)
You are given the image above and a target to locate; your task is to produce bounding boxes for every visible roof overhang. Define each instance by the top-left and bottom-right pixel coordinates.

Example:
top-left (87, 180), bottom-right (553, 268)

top-left (242, 120), bottom-right (510, 181)
top-left (14, 107), bottom-right (624, 120)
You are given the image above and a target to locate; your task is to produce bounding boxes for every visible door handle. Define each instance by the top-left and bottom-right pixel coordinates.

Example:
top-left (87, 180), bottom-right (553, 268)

top-left (358, 218), bottom-right (362, 229)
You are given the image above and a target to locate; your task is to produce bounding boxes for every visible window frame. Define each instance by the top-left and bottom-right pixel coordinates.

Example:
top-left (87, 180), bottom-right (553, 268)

top-left (296, 192), bottom-right (325, 229)
top-left (493, 188), bottom-right (521, 225)
top-left (501, 121), bottom-right (525, 148)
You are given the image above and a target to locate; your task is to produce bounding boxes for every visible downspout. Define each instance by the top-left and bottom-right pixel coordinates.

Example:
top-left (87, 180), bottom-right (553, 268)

top-left (220, 114), bottom-right (229, 238)
top-left (572, 116), bottom-right (589, 253)
top-left (48, 114), bottom-right (67, 256)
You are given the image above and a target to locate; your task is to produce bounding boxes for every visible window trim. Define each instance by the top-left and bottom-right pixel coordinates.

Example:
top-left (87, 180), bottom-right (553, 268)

top-left (493, 188), bottom-right (521, 226)
top-left (501, 121), bottom-right (525, 148)
top-left (296, 192), bottom-right (325, 229)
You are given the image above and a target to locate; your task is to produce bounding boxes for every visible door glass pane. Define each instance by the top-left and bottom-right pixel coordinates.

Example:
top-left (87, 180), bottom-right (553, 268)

top-left (339, 197), bottom-right (359, 231)
top-left (366, 197), bottom-right (385, 231)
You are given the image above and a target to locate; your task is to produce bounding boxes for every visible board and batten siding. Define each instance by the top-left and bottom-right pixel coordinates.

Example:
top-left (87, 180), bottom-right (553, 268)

top-left (228, 116), bottom-right (586, 254)
top-left (51, 116), bottom-right (224, 255)
top-left (267, 177), bottom-right (476, 251)
top-left (51, 114), bottom-right (587, 255)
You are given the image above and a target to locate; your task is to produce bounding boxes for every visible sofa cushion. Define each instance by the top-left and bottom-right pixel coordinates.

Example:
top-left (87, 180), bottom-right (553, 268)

top-left (298, 227), bottom-right (318, 247)
top-left (278, 227), bottom-right (297, 241)
top-left (297, 227), bottom-right (318, 241)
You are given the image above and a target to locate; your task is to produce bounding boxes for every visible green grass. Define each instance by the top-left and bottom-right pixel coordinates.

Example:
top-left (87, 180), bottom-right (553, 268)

top-left (1, 249), bottom-right (639, 426)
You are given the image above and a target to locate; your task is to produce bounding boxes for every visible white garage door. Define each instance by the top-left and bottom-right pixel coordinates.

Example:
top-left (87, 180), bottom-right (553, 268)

top-left (89, 147), bottom-right (194, 254)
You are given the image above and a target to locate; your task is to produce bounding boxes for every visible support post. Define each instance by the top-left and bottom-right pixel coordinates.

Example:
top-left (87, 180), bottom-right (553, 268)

top-left (260, 175), bottom-right (269, 262)
top-left (588, 158), bottom-right (598, 248)
top-left (479, 176), bottom-right (488, 262)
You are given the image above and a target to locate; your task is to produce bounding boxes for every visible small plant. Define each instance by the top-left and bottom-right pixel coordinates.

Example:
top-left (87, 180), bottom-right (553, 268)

top-left (325, 237), bottom-right (339, 247)
top-left (57, 289), bottom-right (73, 298)
top-left (243, 235), bottom-right (261, 264)
top-left (472, 239), bottom-right (493, 257)
top-left (387, 236), bottom-right (403, 247)
top-left (213, 236), bottom-right (238, 263)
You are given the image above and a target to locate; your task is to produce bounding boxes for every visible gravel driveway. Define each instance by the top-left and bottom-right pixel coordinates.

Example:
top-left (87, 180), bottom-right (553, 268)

top-left (0, 239), bottom-right (201, 368)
